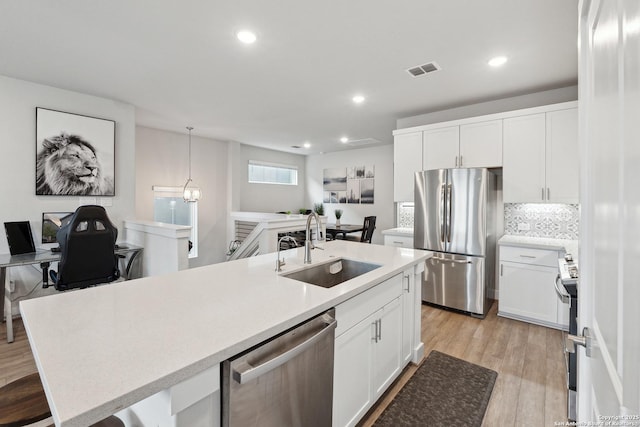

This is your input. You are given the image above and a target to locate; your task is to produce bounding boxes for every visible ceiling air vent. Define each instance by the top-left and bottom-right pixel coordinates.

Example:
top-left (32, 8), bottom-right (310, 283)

top-left (407, 62), bottom-right (441, 77)
top-left (347, 138), bottom-right (381, 147)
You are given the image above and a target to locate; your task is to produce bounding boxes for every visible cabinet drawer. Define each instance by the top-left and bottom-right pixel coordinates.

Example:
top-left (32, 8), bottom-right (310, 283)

top-left (335, 273), bottom-right (402, 337)
top-left (383, 235), bottom-right (413, 248)
top-left (499, 245), bottom-right (561, 267)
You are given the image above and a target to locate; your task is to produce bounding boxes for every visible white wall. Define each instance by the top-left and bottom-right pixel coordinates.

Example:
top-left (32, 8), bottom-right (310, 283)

top-left (0, 74), bottom-right (136, 313)
top-left (305, 145), bottom-right (394, 245)
top-left (135, 126), bottom-right (229, 267)
top-left (397, 85), bottom-right (578, 129)
top-left (234, 144), bottom-right (307, 213)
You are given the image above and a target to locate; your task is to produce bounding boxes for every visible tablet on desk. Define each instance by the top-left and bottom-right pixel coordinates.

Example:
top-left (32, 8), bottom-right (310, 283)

top-left (4, 221), bottom-right (36, 255)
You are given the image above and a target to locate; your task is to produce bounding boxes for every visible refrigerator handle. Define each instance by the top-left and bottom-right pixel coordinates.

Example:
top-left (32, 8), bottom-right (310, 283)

top-left (446, 184), bottom-right (452, 242)
top-left (440, 184), bottom-right (446, 242)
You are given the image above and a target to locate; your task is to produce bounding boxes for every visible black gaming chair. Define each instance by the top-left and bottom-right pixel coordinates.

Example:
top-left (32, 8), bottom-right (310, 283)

top-left (49, 205), bottom-right (120, 291)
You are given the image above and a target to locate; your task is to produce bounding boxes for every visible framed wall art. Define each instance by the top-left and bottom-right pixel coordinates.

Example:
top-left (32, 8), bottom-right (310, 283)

top-left (35, 107), bottom-right (115, 196)
top-left (323, 165), bottom-right (374, 204)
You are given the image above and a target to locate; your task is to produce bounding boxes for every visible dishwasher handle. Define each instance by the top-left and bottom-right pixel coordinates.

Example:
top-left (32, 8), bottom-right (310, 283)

top-left (233, 316), bottom-right (337, 384)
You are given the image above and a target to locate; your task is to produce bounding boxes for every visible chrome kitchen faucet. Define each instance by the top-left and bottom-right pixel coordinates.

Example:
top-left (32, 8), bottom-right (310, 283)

top-left (304, 211), bottom-right (323, 264)
top-left (275, 235), bottom-right (298, 272)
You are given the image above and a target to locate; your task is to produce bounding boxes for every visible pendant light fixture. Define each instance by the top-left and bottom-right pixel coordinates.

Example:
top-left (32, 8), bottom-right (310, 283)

top-left (183, 126), bottom-right (201, 202)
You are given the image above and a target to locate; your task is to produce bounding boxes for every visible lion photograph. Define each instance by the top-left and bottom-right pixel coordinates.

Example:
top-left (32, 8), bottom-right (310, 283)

top-left (35, 108), bottom-right (115, 196)
top-left (36, 133), bottom-right (114, 196)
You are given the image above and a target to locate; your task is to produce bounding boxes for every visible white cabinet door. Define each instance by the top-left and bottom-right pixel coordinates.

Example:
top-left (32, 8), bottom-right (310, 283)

top-left (499, 262), bottom-right (559, 325)
top-left (394, 132), bottom-right (423, 202)
top-left (423, 126), bottom-right (459, 170)
top-left (503, 113), bottom-right (546, 202)
top-left (333, 313), bottom-right (375, 427)
top-left (459, 119), bottom-right (503, 168)
top-left (400, 271), bottom-right (414, 365)
top-left (372, 297), bottom-right (402, 399)
top-left (546, 108), bottom-right (579, 203)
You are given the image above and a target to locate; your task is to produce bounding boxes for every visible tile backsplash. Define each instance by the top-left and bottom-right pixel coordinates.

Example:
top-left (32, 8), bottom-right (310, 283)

top-left (504, 203), bottom-right (579, 240)
top-left (397, 203), bottom-right (414, 229)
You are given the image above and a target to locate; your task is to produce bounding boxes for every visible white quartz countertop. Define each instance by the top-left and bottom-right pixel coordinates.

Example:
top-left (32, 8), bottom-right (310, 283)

top-left (381, 227), bottom-right (414, 237)
top-left (19, 241), bottom-right (430, 427)
top-left (498, 235), bottom-right (579, 262)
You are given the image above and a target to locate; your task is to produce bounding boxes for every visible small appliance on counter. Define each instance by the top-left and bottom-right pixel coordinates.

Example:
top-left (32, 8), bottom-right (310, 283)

top-left (414, 168), bottom-right (497, 317)
top-left (557, 253), bottom-right (578, 422)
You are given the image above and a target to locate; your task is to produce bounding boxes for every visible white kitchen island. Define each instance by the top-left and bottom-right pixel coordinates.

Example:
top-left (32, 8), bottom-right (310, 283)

top-left (19, 240), bottom-right (431, 427)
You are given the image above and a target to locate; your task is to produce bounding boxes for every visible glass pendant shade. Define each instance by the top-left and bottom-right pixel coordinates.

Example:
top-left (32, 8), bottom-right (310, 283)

top-left (183, 126), bottom-right (201, 203)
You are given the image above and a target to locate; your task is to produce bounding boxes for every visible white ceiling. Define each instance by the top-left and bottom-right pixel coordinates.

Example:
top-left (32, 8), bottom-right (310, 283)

top-left (0, 1), bottom-right (578, 155)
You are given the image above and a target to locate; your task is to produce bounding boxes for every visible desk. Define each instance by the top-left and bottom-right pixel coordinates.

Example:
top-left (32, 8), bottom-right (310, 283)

top-left (1, 244), bottom-right (142, 343)
top-left (325, 223), bottom-right (364, 240)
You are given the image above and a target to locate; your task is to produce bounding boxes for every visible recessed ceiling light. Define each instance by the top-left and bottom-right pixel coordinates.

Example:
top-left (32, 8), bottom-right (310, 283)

top-left (340, 136), bottom-right (349, 143)
top-left (352, 95), bottom-right (365, 104)
top-left (488, 56), bottom-right (507, 67)
top-left (303, 142), bottom-right (311, 149)
top-left (237, 30), bottom-right (257, 44)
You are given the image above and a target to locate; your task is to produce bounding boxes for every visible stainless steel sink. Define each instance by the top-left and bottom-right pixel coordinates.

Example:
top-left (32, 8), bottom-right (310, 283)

top-left (282, 258), bottom-right (381, 288)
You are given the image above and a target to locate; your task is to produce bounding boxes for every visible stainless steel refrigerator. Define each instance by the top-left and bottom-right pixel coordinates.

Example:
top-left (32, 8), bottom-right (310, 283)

top-left (414, 168), bottom-right (497, 316)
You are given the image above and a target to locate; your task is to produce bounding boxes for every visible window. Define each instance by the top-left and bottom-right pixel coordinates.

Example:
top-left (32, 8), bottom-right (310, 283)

top-left (248, 160), bottom-right (298, 185)
top-left (152, 187), bottom-right (198, 258)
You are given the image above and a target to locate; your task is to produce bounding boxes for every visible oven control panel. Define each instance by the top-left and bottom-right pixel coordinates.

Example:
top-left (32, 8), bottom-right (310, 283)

top-left (558, 253), bottom-right (579, 285)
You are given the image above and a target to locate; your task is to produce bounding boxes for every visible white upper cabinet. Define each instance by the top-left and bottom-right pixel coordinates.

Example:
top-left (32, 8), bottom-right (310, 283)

top-left (423, 126), bottom-right (459, 170)
top-left (459, 120), bottom-right (503, 168)
top-left (394, 101), bottom-right (577, 204)
top-left (393, 132), bottom-right (423, 202)
top-left (546, 108), bottom-right (579, 203)
top-left (503, 108), bottom-right (578, 203)
top-left (503, 113), bottom-right (547, 202)
top-left (423, 120), bottom-right (502, 170)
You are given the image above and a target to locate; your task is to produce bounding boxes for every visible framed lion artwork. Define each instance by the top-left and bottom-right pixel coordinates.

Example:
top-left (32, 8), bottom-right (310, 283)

top-left (35, 107), bottom-right (115, 196)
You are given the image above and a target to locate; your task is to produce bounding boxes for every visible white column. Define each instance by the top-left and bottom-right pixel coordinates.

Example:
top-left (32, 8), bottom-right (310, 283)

top-left (123, 219), bottom-right (191, 277)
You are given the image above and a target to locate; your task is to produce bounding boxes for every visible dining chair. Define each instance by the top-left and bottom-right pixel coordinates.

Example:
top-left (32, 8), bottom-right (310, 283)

top-left (346, 216), bottom-right (376, 243)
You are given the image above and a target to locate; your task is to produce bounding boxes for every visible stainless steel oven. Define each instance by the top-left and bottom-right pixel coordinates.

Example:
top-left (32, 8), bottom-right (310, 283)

top-left (557, 255), bottom-right (578, 422)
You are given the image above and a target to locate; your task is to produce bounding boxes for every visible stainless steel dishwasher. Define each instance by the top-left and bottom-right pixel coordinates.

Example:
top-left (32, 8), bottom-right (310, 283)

top-left (222, 309), bottom-right (336, 427)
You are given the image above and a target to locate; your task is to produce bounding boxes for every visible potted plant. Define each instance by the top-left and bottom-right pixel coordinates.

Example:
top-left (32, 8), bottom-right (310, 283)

top-left (314, 203), bottom-right (324, 216)
top-left (334, 209), bottom-right (343, 226)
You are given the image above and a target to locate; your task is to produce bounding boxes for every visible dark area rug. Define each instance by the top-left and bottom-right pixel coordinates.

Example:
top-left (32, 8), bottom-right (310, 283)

top-left (373, 350), bottom-right (498, 427)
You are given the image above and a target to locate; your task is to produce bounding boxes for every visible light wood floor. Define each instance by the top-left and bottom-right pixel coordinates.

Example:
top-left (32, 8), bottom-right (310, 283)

top-left (1, 301), bottom-right (567, 426)
top-left (359, 300), bottom-right (568, 426)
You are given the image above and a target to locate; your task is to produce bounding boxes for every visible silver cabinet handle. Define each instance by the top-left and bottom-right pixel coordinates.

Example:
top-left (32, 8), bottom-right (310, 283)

top-left (404, 274), bottom-right (411, 293)
top-left (554, 274), bottom-right (570, 303)
top-left (393, 241), bottom-right (404, 245)
top-left (542, 187), bottom-right (545, 200)
top-left (547, 187), bottom-right (551, 200)
top-left (460, 155), bottom-right (463, 167)
top-left (377, 319), bottom-right (382, 341)
top-left (372, 319), bottom-right (378, 343)
top-left (519, 255), bottom-right (536, 259)
top-left (500, 263), bottom-right (503, 276)
top-left (233, 317), bottom-right (337, 384)
top-left (455, 156), bottom-right (458, 167)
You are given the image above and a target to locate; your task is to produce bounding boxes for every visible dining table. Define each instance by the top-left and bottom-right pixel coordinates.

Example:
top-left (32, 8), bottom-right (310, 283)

top-left (325, 223), bottom-right (364, 240)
